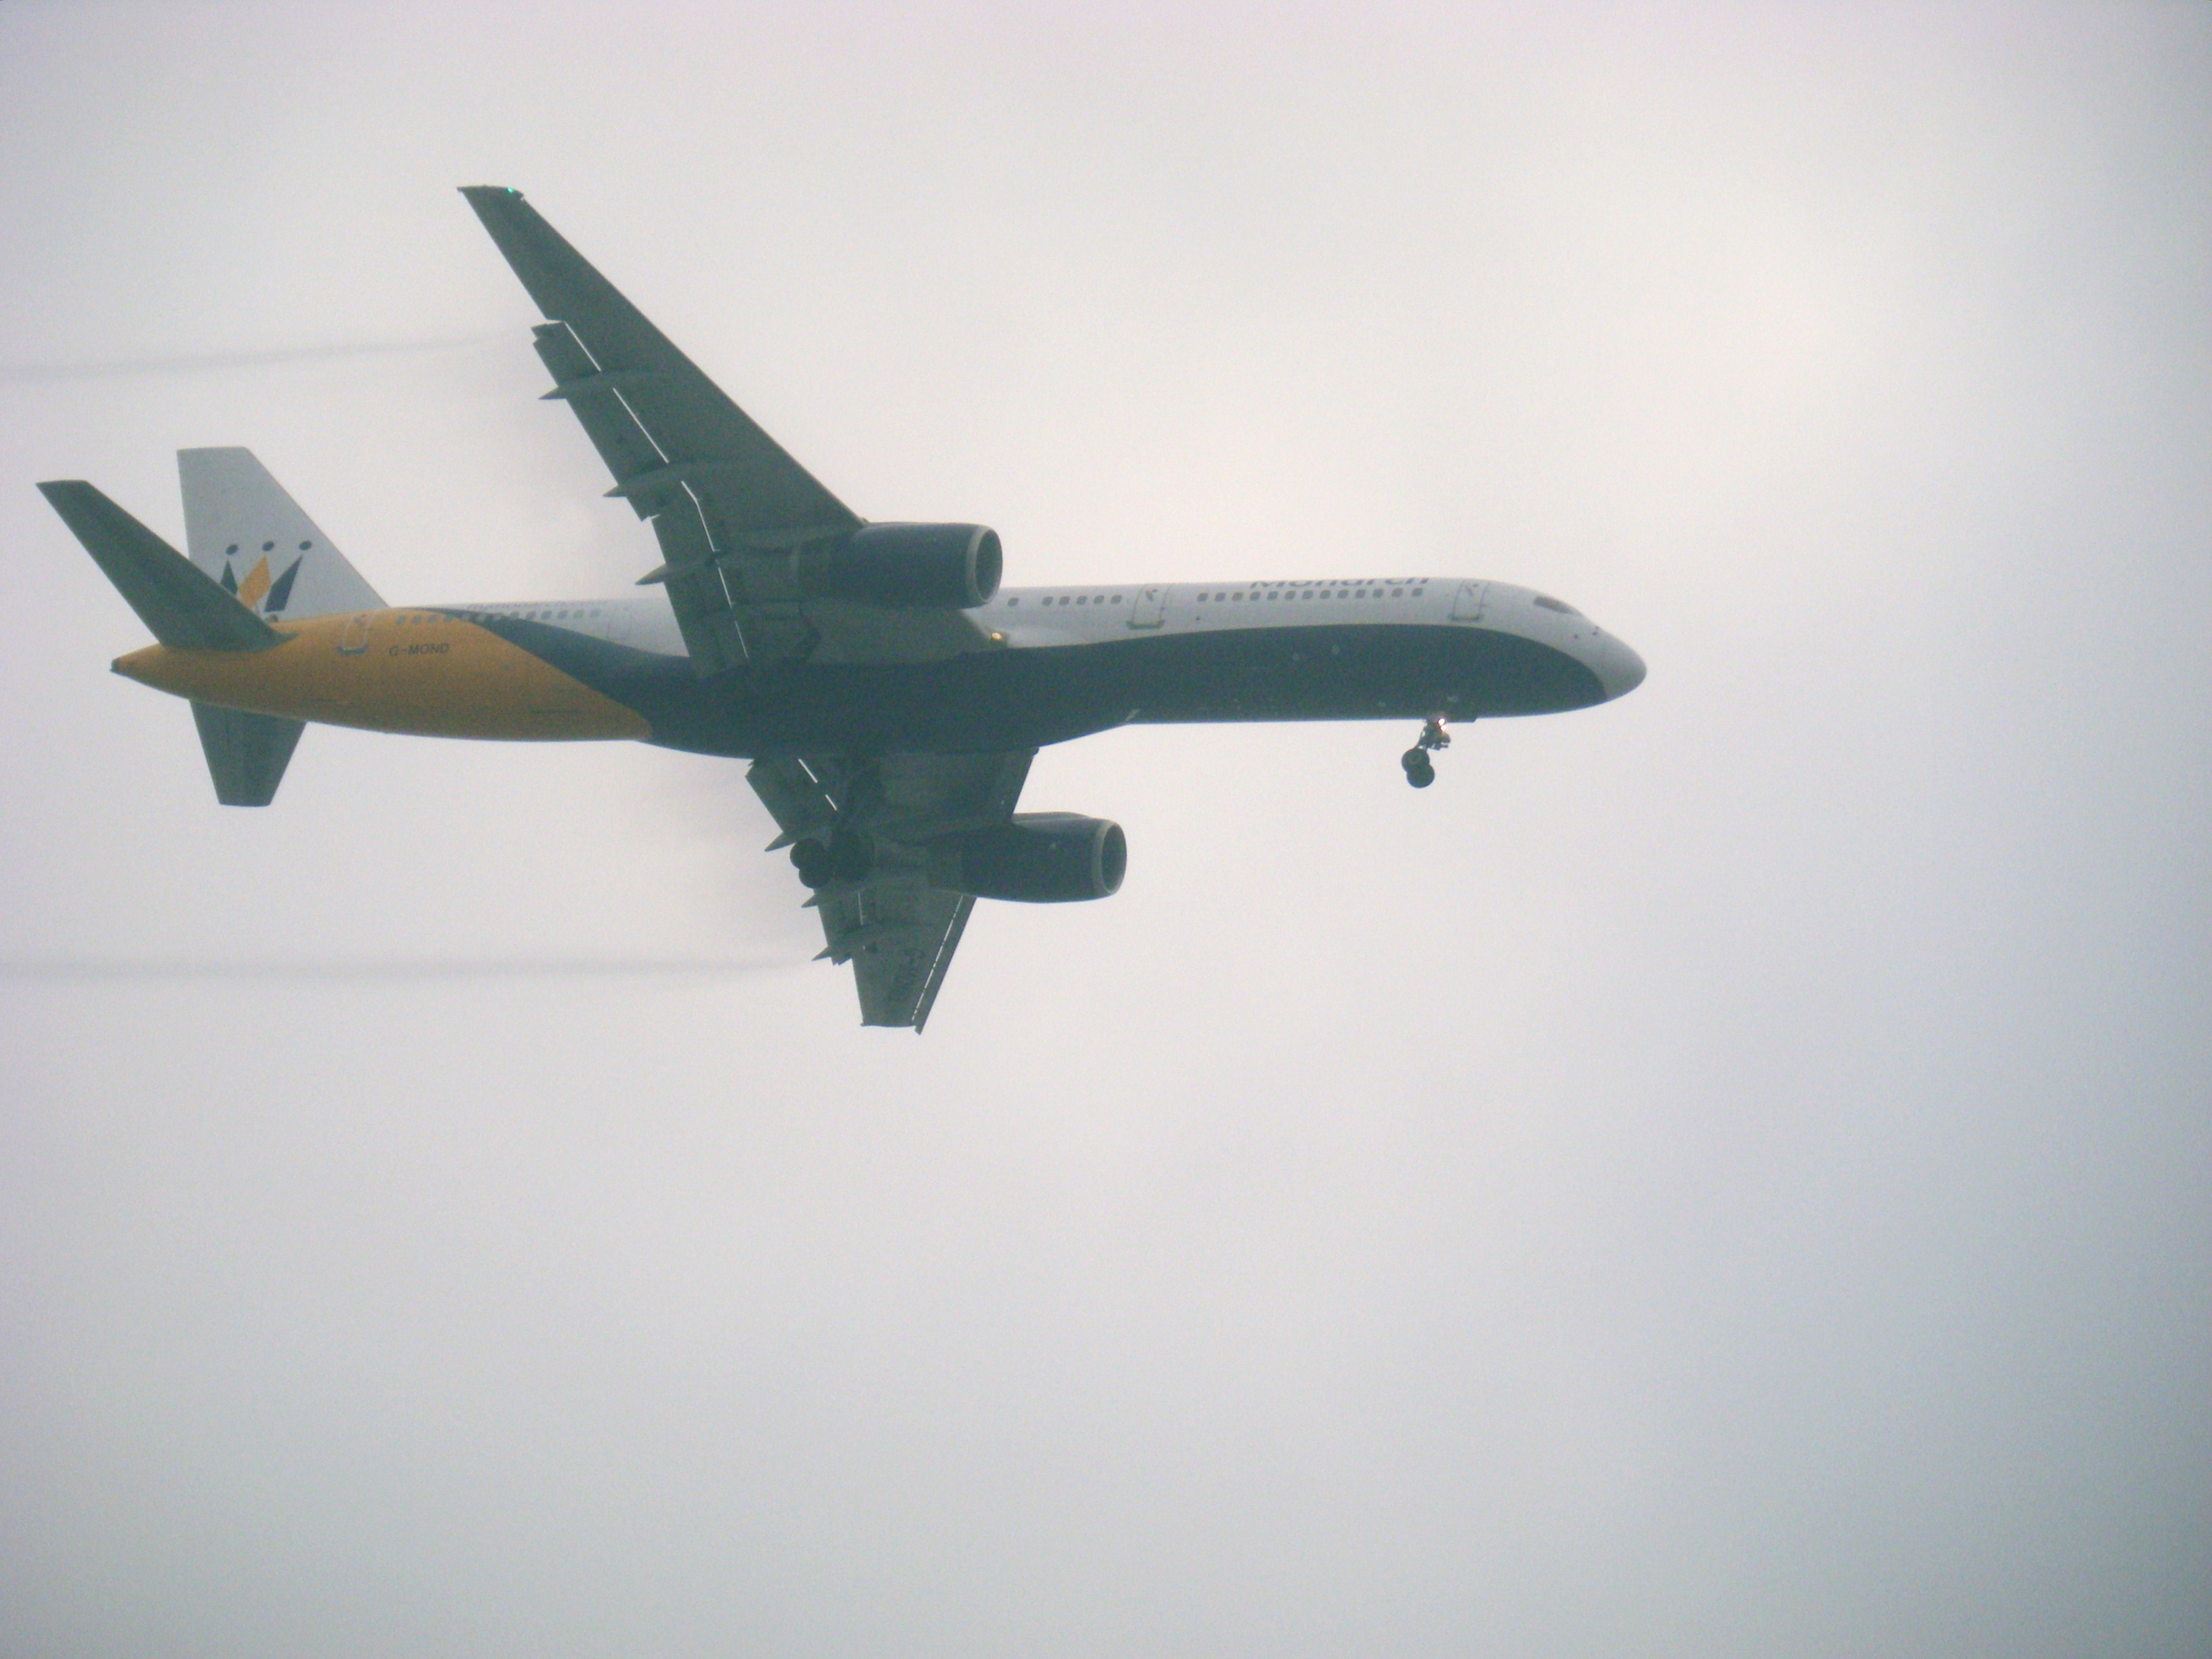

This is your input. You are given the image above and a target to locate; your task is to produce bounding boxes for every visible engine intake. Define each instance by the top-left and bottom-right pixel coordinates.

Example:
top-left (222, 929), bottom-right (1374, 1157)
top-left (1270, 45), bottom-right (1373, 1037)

top-left (929, 813), bottom-right (1126, 903)
top-left (793, 523), bottom-right (1002, 609)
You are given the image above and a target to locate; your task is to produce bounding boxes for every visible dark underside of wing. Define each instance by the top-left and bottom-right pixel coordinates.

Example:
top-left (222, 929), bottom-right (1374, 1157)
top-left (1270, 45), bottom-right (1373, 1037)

top-left (459, 191), bottom-right (1061, 1028)
top-left (461, 186), bottom-right (865, 674)
top-left (745, 750), bottom-right (1033, 1029)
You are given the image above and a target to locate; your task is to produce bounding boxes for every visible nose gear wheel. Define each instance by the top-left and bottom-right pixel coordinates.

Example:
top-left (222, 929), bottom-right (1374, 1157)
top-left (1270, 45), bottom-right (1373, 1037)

top-left (1401, 715), bottom-right (1452, 789)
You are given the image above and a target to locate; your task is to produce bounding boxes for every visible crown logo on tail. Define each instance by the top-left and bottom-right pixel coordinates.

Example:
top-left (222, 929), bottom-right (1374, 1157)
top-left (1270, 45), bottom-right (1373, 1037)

top-left (220, 554), bottom-right (304, 617)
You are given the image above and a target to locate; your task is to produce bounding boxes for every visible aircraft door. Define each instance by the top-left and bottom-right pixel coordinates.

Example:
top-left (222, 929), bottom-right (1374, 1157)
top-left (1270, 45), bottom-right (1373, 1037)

top-left (337, 612), bottom-right (374, 655)
top-left (1128, 586), bottom-right (1168, 628)
top-left (1450, 581), bottom-right (1488, 622)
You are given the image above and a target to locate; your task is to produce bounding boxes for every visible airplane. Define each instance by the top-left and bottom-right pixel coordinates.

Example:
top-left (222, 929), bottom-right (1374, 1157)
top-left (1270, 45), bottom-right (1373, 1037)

top-left (39, 186), bottom-right (1645, 1031)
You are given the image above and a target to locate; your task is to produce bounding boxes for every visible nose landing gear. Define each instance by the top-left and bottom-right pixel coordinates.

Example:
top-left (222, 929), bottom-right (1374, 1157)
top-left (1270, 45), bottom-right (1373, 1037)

top-left (1401, 716), bottom-right (1451, 789)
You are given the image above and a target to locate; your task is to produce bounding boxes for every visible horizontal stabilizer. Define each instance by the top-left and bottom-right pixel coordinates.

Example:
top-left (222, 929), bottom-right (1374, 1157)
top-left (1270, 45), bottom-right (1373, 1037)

top-left (191, 702), bottom-right (304, 806)
top-left (39, 480), bottom-right (281, 651)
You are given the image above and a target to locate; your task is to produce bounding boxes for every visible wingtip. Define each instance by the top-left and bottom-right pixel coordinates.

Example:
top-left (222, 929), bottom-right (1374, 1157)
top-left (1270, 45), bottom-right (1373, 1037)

top-left (458, 184), bottom-right (525, 204)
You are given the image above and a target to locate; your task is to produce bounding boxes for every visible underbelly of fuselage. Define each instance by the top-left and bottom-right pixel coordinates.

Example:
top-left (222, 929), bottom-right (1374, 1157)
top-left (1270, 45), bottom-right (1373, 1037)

top-left (117, 612), bottom-right (1607, 758)
top-left (638, 622), bottom-right (1608, 756)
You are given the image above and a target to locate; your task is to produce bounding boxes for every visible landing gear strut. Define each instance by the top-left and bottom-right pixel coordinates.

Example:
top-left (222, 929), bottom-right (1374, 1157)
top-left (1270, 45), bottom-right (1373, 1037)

top-left (1401, 716), bottom-right (1451, 789)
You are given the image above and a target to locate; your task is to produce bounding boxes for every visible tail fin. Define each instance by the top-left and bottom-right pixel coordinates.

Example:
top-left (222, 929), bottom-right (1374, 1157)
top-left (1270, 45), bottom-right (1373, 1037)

top-left (178, 447), bottom-right (382, 619)
top-left (173, 449), bottom-right (383, 806)
top-left (38, 473), bottom-right (312, 808)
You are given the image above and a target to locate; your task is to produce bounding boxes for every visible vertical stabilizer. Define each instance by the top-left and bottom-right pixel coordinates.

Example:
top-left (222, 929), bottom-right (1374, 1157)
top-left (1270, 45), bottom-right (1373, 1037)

top-left (178, 448), bottom-right (382, 621)
top-left (171, 449), bottom-right (376, 805)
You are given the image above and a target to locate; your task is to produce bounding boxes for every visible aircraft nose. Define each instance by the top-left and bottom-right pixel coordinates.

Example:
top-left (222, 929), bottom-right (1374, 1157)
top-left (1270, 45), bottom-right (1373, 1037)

top-left (1594, 632), bottom-right (1646, 701)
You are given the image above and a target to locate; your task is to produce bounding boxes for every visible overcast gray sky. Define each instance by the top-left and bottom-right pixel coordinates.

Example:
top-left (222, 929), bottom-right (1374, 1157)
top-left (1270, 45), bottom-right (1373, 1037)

top-left (3, 3), bottom-right (2207, 1655)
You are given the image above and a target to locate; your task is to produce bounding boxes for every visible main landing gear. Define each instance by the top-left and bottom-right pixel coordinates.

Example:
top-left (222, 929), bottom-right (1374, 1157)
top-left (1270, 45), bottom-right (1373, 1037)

top-left (1401, 716), bottom-right (1451, 789)
top-left (792, 827), bottom-right (873, 889)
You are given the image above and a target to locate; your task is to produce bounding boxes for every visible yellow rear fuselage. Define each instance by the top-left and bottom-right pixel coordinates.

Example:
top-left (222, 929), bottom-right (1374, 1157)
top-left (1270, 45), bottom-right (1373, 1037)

top-left (113, 609), bottom-right (649, 741)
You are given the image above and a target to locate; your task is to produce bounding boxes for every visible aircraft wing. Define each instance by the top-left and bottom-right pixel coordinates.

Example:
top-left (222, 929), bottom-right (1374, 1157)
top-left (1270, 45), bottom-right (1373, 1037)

top-left (462, 186), bottom-right (989, 674)
top-left (747, 750), bottom-right (1034, 1029)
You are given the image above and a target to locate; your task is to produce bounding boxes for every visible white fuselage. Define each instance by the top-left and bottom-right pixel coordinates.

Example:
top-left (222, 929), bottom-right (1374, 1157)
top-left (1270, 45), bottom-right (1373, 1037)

top-left (438, 574), bottom-right (1646, 705)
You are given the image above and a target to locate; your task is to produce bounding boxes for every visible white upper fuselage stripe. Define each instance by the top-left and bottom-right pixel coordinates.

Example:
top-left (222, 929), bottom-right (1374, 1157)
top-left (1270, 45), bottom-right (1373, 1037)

top-left (428, 577), bottom-right (1622, 671)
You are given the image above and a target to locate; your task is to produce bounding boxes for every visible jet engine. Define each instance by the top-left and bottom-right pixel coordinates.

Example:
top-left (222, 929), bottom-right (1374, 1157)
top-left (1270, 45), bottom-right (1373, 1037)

top-left (792, 523), bottom-right (1002, 609)
top-left (929, 813), bottom-right (1127, 903)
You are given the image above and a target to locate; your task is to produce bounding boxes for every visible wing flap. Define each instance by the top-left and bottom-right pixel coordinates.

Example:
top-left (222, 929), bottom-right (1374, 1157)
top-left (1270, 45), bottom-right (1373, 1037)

top-left (460, 186), bottom-right (860, 544)
top-left (851, 888), bottom-right (974, 1028)
top-left (745, 750), bottom-right (1033, 1030)
top-left (464, 186), bottom-right (1003, 676)
top-left (529, 323), bottom-right (671, 513)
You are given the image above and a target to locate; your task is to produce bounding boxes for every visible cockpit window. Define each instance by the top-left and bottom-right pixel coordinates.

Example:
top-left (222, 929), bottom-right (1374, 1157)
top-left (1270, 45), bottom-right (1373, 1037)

top-left (1533, 595), bottom-right (1582, 616)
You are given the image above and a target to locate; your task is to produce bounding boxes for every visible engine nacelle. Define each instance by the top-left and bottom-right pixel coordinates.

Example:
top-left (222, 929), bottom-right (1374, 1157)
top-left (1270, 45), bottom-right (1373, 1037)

top-left (928, 813), bottom-right (1127, 903)
top-left (792, 523), bottom-right (1002, 609)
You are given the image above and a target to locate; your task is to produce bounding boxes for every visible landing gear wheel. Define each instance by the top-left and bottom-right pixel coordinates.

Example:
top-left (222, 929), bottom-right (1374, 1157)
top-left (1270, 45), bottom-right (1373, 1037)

top-left (1401, 714), bottom-right (1451, 787)
top-left (791, 840), bottom-right (834, 889)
